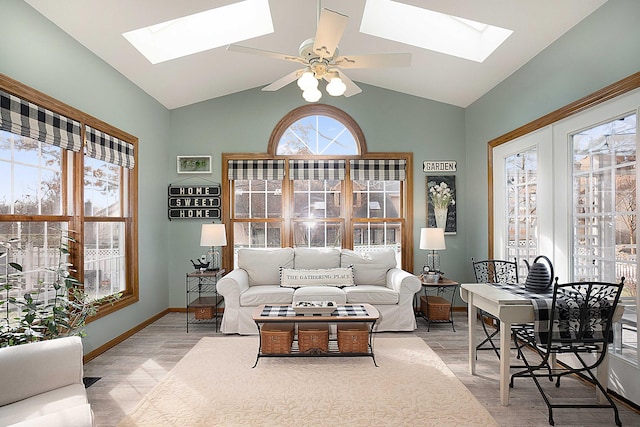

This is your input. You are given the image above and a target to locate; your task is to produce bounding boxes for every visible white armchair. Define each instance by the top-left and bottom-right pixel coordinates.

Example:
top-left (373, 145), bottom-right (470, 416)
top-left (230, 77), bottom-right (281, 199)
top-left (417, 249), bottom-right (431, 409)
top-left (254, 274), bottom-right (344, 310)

top-left (0, 336), bottom-right (94, 427)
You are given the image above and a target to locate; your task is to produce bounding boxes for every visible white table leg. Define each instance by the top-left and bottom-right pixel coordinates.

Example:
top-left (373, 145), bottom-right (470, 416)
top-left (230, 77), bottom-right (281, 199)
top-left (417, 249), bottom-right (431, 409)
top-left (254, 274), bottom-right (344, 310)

top-left (500, 320), bottom-right (512, 406)
top-left (467, 293), bottom-right (477, 375)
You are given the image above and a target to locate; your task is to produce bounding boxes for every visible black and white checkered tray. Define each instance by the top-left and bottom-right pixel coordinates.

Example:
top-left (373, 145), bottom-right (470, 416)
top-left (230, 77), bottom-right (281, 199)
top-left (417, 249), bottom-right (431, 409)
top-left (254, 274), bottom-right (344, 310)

top-left (260, 304), bottom-right (370, 317)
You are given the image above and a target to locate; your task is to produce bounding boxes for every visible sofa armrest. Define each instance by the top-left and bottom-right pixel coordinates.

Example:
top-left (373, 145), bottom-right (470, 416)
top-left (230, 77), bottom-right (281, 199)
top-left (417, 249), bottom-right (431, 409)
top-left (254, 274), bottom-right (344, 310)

top-left (0, 336), bottom-right (84, 407)
top-left (386, 268), bottom-right (421, 296)
top-left (8, 403), bottom-right (94, 427)
top-left (216, 268), bottom-right (250, 309)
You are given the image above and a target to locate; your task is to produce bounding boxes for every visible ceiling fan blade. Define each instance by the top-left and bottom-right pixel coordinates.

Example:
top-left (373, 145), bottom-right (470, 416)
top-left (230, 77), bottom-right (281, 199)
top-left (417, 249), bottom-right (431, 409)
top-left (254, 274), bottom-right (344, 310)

top-left (333, 53), bottom-right (412, 69)
top-left (262, 70), bottom-right (302, 92)
top-left (335, 70), bottom-right (362, 97)
top-left (313, 8), bottom-right (348, 59)
top-left (227, 44), bottom-right (304, 65)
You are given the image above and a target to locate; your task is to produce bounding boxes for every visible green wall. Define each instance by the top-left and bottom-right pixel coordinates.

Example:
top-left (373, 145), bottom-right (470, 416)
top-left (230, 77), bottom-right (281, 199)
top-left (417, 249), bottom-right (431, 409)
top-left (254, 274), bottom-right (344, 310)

top-left (464, 0), bottom-right (640, 277)
top-left (1, 0), bottom-right (172, 353)
top-left (166, 83), bottom-right (465, 307)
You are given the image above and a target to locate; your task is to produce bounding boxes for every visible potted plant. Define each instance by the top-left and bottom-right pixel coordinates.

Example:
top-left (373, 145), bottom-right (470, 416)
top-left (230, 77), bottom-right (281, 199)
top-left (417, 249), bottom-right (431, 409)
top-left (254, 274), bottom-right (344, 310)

top-left (1, 231), bottom-right (119, 347)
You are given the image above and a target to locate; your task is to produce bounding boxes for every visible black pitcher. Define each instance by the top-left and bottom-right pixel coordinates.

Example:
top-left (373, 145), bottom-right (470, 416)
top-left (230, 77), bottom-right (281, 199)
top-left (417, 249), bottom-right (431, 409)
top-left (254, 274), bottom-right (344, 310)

top-left (523, 255), bottom-right (554, 293)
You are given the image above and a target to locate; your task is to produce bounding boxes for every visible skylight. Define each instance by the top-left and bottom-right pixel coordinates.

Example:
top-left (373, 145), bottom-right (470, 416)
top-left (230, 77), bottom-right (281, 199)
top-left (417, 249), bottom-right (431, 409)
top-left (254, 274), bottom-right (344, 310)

top-left (123, 0), bottom-right (273, 64)
top-left (361, 0), bottom-right (513, 63)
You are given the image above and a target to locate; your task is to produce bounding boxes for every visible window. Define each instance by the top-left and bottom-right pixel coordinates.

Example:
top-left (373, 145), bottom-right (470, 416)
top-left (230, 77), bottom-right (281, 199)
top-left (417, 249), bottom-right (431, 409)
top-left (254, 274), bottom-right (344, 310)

top-left (223, 104), bottom-right (413, 270)
top-left (489, 73), bottom-right (640, 403)
top-left (0, 75), bottom-right (138, 319)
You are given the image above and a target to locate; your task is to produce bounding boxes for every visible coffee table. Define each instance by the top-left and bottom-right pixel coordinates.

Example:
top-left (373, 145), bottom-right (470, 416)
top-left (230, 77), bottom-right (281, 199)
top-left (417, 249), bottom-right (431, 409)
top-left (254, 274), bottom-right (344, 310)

top-left (252, 303), bottom-right (380, 367)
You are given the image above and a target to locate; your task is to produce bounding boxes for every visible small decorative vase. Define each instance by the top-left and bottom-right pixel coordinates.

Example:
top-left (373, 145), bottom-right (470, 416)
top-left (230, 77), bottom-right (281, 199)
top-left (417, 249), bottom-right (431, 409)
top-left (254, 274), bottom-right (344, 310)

top-left (434, 207), bottom-right (448, 229)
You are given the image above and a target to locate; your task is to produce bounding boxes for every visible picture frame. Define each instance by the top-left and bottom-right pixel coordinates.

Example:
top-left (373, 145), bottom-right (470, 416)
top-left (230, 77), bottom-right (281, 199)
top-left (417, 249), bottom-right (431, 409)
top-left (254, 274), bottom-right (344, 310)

top-left (426, 175), bottom-right (457, 234)
top-left (177, 155), bottom-right (212, 174)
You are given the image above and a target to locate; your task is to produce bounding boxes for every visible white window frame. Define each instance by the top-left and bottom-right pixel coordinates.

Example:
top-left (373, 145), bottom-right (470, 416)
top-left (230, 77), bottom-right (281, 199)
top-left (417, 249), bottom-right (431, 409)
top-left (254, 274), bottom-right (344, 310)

top-left (491, 85), bottom-right (640, 404)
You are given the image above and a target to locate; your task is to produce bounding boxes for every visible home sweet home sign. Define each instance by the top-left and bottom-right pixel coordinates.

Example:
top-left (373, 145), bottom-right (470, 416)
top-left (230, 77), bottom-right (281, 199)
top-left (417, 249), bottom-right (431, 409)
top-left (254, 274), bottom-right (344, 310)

top-left (167, 184), bottom-right (221, 220)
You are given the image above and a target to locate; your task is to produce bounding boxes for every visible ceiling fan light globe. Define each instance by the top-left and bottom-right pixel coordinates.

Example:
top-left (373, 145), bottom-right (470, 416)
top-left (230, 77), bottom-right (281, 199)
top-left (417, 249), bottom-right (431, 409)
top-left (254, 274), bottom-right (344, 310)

top-left (297, 71), bottom-right (318, 90)
top-left (302, 88), bottom-right (322, 102)
top-left (326, 77), bottom-right (347, 96)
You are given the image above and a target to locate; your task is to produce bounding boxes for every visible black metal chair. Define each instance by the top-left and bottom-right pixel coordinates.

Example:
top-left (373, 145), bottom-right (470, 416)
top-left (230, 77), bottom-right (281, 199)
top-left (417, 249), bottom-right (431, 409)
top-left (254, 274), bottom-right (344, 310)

top-left (471, 258), bottom-right (519, 359)
top-left (510, 279), bottom-right (624, 426)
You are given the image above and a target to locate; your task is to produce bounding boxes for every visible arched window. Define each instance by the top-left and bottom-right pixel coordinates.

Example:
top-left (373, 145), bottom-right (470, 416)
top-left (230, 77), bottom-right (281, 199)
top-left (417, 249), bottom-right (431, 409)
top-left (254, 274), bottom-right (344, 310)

top-left (223, 104), bottom-right (413, 270)
top-left (269, 104), bottom-right (364, 155)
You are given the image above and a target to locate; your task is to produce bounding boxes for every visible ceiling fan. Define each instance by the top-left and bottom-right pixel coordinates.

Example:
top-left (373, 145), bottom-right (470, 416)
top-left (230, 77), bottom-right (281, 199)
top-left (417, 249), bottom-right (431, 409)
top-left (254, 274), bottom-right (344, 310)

top-left (227, 2), bottom-right (411, 101)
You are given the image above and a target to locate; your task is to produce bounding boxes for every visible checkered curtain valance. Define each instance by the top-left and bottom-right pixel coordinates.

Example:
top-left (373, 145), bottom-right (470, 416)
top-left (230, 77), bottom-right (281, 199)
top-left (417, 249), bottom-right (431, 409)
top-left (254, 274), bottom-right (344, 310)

top-left (288, 159), bottom-right (346, 180)
top-left (350, 159), bottom-right (406, 181)
top-left (0, 89), bottom-right (82, 152)
top-left (228, 159), bottom-right (286, 180)
top-left (85, 125), bottom-right (135, 169)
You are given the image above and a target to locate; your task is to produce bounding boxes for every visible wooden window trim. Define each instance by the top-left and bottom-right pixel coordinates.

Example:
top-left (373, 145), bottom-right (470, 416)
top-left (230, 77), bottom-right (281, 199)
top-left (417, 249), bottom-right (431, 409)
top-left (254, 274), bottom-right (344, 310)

top-left (222, 105), bottom-right (414, 272)
top-left (487, 71), bottom-right (640, 257)
top-left (0, 73), bottom-right (139, 320)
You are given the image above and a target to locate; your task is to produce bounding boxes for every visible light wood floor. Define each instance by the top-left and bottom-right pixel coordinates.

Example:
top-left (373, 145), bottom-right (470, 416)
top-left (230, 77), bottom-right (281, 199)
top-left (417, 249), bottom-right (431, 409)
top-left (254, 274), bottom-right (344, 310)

top-left (84, 312), bottom-right (640, 426)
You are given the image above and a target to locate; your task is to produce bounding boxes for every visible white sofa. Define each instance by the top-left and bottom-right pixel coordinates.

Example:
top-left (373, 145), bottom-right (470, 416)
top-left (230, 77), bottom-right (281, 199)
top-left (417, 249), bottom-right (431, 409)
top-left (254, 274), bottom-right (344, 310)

top-left (217, 247), bottom-right (421, 334)
top-left (0, 336), bottom-right (94, 427)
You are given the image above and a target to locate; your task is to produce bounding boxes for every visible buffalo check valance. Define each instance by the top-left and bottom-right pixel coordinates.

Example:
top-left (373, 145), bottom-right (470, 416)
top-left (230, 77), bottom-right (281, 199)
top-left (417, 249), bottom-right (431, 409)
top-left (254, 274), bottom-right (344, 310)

top-left (288, 159), bottom-right (346, 180)
top-left (85, 125), bottom-right (135, 169)
top-left (228, 159), bottom-right (286, 180)
top-left (350, 159), bottom-right (406, 181)
top-left (0, 89), bottom-right (82, 152)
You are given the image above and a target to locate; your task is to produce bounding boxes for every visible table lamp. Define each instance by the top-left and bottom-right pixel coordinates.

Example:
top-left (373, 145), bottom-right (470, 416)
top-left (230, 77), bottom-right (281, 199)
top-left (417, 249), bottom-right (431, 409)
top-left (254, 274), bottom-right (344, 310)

top-left (200, 223), bottom-right (227, 271)
top-left (420, 227), bottom-right (446, 273)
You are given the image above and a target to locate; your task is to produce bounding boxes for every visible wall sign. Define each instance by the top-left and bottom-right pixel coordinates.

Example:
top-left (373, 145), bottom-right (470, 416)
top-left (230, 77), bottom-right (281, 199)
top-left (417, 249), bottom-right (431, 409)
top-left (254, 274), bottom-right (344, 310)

top-left (168, 185), bottom-right (221, 220)
top-left (423, 161), bottom-right (457, 172)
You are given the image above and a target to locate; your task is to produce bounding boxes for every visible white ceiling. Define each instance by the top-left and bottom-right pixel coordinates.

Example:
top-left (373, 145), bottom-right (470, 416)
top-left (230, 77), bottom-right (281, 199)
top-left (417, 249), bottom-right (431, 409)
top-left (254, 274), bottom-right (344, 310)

top-left (24, 0), bottom-right (608, 110)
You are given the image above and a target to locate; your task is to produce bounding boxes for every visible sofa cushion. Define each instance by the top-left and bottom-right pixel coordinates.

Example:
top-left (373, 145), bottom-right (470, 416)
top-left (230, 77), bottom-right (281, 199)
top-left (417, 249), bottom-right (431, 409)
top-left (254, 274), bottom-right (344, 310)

top-left (238, 248), bottom-right (294, 286)
top-left (240, 285), bottom-right (294, 306)
top-left (340, 249), bottom-right (397, 286)
top-left (292, 286), bottom-right (347, 304)
top-left (293, 247), bottom-right (341, 269)
top-left (280, 267), bottom-right (354, 288)
top-left (344, 285), bottom-right (399, 305)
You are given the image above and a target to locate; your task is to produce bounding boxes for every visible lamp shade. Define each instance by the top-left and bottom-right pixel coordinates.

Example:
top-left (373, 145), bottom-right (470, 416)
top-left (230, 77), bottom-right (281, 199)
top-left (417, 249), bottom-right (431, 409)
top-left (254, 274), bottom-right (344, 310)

top-left (419, 228), bottom-right (446, 250)
top-left (200, 224), bottom-right (227, 247)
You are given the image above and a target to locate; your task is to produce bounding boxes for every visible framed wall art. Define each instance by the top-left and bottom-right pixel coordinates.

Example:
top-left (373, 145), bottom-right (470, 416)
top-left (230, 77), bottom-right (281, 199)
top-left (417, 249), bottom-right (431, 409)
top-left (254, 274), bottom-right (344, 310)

top-left (426, 175), bottom-right (457, 234)
top-left (177, 155), bottom-right (212, 174)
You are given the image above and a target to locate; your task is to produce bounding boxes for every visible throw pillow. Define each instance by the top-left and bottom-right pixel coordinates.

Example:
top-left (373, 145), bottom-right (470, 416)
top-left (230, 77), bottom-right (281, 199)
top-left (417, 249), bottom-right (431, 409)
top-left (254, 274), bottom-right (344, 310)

top-left (238, 248), bottom-right (294, 286)
top-left (280, 267), bottom-right (354, 288)
top-left (340, 249), bottom-right (397, 286)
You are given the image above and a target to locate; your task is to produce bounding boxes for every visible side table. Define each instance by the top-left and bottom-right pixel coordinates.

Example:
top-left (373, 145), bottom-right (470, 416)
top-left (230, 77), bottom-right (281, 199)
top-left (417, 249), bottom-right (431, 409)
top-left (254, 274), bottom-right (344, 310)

top-left (417, 276), bottom-right (459, 331)
top-left (186, 269), bottom-right (225, 332)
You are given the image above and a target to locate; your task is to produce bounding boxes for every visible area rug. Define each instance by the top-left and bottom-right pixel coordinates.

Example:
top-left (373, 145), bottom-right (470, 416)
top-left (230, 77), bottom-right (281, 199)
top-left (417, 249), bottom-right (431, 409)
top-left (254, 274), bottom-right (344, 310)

top-left (119, 335), bottom-right (496, 427)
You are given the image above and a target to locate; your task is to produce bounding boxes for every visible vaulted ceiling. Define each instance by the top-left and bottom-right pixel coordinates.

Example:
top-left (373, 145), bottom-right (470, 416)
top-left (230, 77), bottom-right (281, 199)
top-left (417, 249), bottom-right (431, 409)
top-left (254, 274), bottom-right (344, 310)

top-left (24, 0), bottom-right (608, 109)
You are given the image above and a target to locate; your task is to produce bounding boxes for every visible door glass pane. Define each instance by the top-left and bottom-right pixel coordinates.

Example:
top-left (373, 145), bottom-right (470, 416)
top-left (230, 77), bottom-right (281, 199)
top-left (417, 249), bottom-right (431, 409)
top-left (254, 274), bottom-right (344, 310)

top-left (572, 113), bottom-right (637, 362)
top-left (504, 147), bottom-right (537, 276)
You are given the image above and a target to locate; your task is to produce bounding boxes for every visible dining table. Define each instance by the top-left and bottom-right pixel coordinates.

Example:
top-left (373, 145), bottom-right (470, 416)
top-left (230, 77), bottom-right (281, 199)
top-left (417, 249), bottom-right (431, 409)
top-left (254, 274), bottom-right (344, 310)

top-left (460, 282), bottom-right (625, 406)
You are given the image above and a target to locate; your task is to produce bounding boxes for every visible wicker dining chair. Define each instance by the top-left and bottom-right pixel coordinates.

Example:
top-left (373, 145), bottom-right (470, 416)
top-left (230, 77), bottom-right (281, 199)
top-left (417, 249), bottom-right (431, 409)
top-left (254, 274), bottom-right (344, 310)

top-left (509, 279), bottom-right (624, 426)
top-left (471, 258), bottom-right (519, 359)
